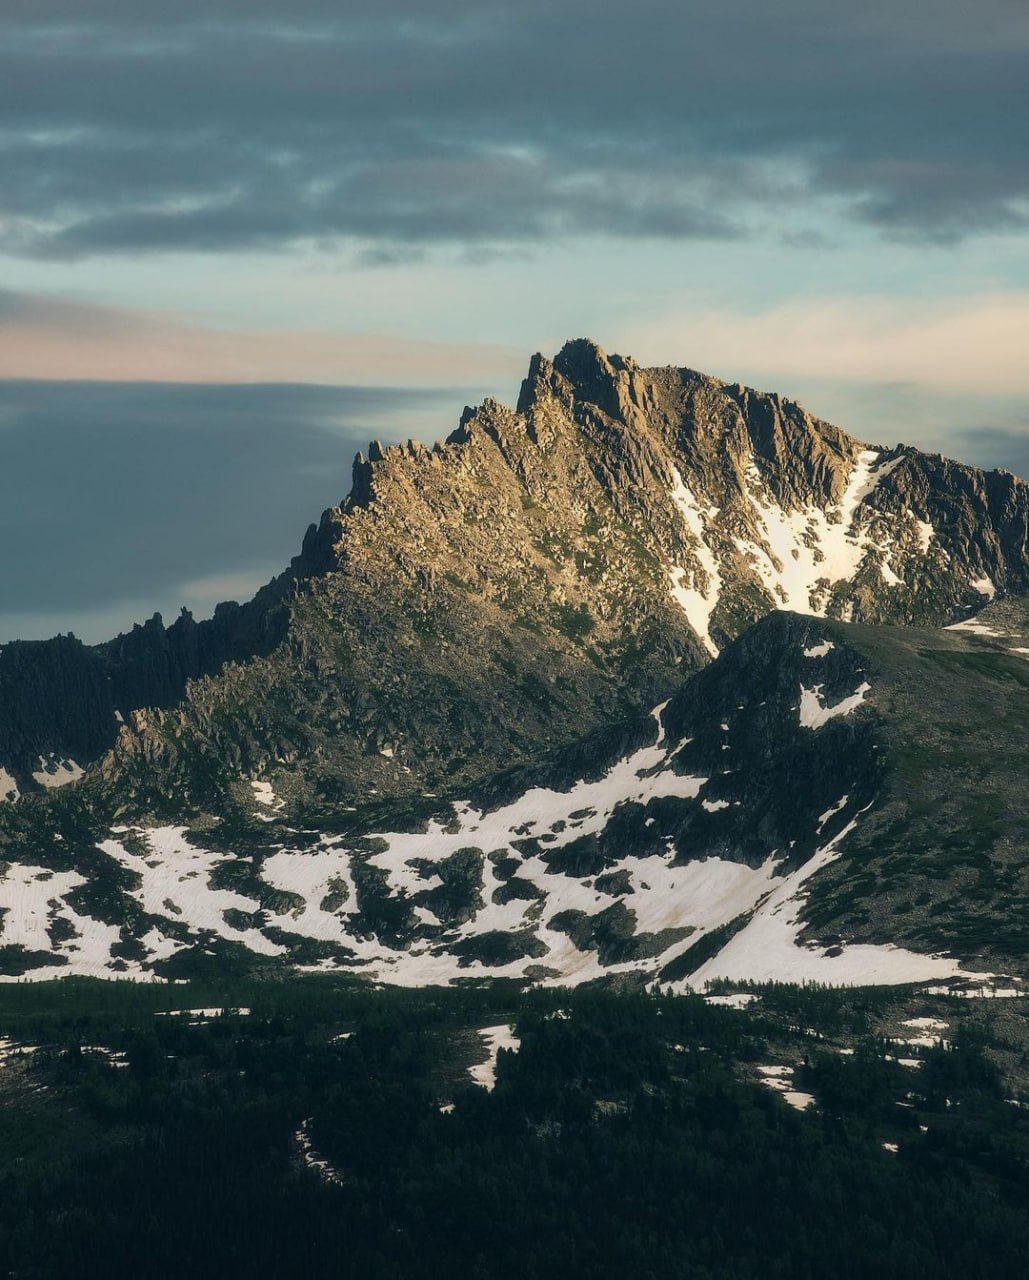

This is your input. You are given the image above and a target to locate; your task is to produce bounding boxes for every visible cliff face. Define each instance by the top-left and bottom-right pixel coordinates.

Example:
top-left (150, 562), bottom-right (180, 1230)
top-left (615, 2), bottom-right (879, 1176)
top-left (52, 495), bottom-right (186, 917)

top-left (327, 338), bottom-right (1027, 653)
top-left (3, 339), bottom-right (1027, 808)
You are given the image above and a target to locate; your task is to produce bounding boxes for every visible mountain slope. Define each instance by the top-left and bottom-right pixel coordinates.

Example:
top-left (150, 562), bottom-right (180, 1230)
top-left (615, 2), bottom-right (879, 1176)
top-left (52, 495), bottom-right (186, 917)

top-left (2, 339), bottom-right (1027, 814)
top-left (0, 598), bottom-right (1024, 985)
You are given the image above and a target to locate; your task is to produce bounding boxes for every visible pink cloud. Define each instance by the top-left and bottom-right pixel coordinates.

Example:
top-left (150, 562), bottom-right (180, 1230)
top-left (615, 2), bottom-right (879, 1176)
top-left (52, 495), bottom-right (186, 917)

top-left (622, 293), bottom-right (1029, 396)
top-left (0, 290), bottom-right (523, 387)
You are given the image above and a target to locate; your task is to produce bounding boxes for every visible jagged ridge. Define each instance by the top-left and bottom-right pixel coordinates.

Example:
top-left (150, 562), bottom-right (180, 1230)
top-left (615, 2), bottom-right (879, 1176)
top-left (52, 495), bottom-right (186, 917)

top-left (2, 339), bottom-right (1027, 813)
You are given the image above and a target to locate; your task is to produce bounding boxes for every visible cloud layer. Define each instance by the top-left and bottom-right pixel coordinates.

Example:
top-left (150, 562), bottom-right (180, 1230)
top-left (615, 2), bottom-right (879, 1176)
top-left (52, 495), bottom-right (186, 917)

top-left (0, 379), bottom-right (464, 642)
top-left (623, 293), bottom-right (1029, 396)
top-left (1, 1), bottom-right (1026, 260)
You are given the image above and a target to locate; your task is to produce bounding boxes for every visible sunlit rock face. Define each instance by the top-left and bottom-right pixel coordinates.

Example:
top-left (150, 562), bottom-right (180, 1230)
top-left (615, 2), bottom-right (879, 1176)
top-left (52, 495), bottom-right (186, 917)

top-left (5, 339), bottom-right (1021, 811)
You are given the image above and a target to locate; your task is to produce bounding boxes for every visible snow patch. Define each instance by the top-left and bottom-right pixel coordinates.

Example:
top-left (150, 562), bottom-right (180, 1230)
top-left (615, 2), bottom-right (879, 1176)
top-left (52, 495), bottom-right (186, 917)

top-left (903, 1016), bottom-right (948, 1033)
top-left (946, 616), bottom-right (997, 637)
top-left (0, 1038), bottom-right (39, 1065)
top-left (295, 1119), bottom-right (343, 1184)
top-left (469, 1024), bottom-right (520, 1090)
top-left (101, 826), bottom-right (286, 960)
top-left (651, 700), bottom-right (670, 746)
top-left (733, 450), bottom-right (903, 617)
top-left (156, 1007), bottom-right (251, 1019)
top-left (687, 818), bottom-right (969, 988)
top-left (921, 981), bottom-right (1024, 999)
top-left (913, 518), bottom-right (934, 553)
top-left (80, 1045), bottom-right (129, 1068)
top-left (704, 992), bottom-right (758, 1009)
top-left (250, 779), bottom-right (285, 821)
top-left (756, 1064), bottom-right (814, 1111)
top-left (31, 756), bottom-right (83, 789)
top-left (667, 468), bottom-right (722, 657)
top-left (250, 780), bottom-right (280, 808)
top-left (0, 862), bottom-right (125, 979)
top-left (890, 1031), bottom-right (947, 1051)
top-left (799, 682), bottom-right (871, 730)
top-left (817, 795), bottom-right (849, 830)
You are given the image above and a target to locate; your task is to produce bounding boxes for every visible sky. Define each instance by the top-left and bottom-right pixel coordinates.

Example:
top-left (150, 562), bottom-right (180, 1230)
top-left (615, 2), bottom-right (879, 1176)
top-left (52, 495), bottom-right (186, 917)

top-left (1, 0), bottom-right (1027, 642)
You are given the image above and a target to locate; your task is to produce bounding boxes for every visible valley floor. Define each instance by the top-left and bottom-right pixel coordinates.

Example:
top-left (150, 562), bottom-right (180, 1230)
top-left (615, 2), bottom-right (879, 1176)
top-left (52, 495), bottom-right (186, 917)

top-left (0, 975), bottom-right (1025, 1278)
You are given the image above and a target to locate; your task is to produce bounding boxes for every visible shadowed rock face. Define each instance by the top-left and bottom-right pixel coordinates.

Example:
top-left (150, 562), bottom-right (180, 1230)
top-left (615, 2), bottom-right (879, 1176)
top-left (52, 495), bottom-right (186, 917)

top-left (0, 544), bottom-right (321, 784)
top-left (2, 340), bottom-right (1027, 807)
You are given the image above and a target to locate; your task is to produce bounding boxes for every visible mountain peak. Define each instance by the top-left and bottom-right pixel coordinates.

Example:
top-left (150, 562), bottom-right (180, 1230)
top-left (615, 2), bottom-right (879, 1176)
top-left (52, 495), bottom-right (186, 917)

top-left (517, 337), bottom-right (636, 418)
top-left (552, 335), bottom-right (616, 378)
top-left (1, 341), bottom-right (1026, 807)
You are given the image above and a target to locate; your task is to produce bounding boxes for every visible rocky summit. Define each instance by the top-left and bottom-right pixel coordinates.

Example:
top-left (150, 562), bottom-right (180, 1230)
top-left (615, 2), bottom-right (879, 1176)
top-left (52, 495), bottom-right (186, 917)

top-left (0, 341), bottom-right (1025, 989)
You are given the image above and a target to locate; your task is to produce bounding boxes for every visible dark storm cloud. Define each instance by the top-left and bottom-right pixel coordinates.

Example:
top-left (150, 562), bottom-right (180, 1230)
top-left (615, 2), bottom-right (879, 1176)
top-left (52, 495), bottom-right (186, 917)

top-left (0, 379), bottom-right (466, 641)
top-left (0, 1), bottom-right (1025, 258)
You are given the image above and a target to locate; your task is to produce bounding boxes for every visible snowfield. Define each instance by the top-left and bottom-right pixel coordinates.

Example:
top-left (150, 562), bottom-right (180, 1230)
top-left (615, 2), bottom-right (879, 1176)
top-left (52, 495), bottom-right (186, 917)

top-left (756, 1064), bottom-right (815, 1111)
top-left (668, 467), bottom-right (723, 657)
top-left (663, 446), bottom-right (940, 655)
top-left (677, 814), bottom-right (966, 990)
top-left (1, 588), bottom-right (1010, 995)
top-left (31, 756), bottom-right (84, 789)
top-left (0, 689), bottom-right (974, 992)
top-left (662, 448), bottom-right (943, 655)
